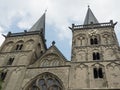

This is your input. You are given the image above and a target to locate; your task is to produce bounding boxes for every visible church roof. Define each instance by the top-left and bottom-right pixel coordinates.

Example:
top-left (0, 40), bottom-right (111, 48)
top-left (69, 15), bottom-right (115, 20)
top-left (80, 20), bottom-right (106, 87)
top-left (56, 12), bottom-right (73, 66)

top-left (84, 6), bottom-right (99, 25)
top-left (29, 13), bottom-right (45, 36)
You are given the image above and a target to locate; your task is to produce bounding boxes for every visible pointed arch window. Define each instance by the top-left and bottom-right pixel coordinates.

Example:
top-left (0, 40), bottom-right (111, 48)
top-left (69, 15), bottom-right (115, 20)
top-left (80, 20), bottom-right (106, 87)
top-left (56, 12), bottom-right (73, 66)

top-left (93, 52), bottom-right (100, 60)
top-left (93, 67), bottom-right (103, 79)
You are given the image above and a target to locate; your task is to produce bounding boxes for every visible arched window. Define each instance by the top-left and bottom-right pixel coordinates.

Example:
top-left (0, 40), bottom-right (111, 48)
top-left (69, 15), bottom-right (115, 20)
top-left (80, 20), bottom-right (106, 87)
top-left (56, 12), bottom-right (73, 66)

top-left (94, 38), bottom-right (98, 44)
top-left (93, 68), bottom-right (98, 78)
top-left (15, 44), bottom-right (19, 50)
top-left (25, 40), bottom-right (34, 50)
top-left (93, 52), bottom-right (96, 60)
top-left (19, 44), bottom-right (23, 50)
top-left (26, 73), bottom-right (63, 90)
top-left (93, 52), bottom-right (100, 60)
top-left (15, 44), bottom-right (23, 50)
top-left (90, 36), bottom-right (99, 45)
top-left (0, 71), bottom-right (7, 81)
top-left (2, 41), bottom-right (14, 52)
top-left (90, 38), bottom-right (94, 45)
top-left (98, 68), bottom-right (103, 78)
top-left (7, 57), bottom-right (14, 65)
top-left (93, 67), bottom-right (103, 79)
top-left (96, 52), bottom-right (100, 60)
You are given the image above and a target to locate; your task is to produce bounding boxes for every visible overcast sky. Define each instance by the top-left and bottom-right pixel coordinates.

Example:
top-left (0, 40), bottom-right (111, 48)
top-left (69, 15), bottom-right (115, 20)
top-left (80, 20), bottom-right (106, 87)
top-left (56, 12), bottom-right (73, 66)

top-left (0, 0), bottom-right (120, 60)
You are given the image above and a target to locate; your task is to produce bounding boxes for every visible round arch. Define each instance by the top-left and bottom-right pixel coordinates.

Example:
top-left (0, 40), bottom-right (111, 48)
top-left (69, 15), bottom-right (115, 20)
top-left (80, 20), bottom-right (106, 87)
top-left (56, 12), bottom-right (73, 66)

top-left (1, 41), bottom-right (14, 52)
top-left (23, 72), bottom-right (64, 90)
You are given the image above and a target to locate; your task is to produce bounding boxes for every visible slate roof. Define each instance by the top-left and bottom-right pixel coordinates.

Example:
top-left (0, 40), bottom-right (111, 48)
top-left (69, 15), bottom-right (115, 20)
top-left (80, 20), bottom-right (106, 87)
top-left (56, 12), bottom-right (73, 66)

top-left (29, 13), bottom-right (45, 36)
top-left (84, 6), bottom-right (99, 25)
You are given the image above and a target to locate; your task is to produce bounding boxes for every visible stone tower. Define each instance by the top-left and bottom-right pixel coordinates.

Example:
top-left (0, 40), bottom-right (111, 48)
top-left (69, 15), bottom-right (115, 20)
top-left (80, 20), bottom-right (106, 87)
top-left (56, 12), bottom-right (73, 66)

top-left (0, 7), bottom-right (120, 90)
top-left (69, 6), bottom-right (120, 89)
top-left (0, 14), bottom-right (47, 90)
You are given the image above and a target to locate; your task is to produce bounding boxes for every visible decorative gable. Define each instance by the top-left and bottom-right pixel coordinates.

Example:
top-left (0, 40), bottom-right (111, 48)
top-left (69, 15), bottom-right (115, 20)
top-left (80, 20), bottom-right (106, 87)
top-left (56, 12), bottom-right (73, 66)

top-left (30, 42), bottom-right (67, 67)
top-left (40, 54), bottom-right (62, 67)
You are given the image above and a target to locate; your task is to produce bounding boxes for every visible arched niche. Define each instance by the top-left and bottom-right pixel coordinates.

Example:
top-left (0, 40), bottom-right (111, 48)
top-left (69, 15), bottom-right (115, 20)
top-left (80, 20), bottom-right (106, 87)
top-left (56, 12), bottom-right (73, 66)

top-left (40, 59), bottom-right (50, 67)
top-left (76, 50), bottom-right (86, 61)
top-left (25, 39), bottom-right (35, 50)
top-left (2, 41), bottom-right (14, 52)
top-left (23, 72), bottom-right (64, 90)
top-left (74, 63), bottom-right (88, 88)
top-left (102, 32), bottom-right (114, 45)
top-left (104, 48), bottom-right (116, 60)
top-left (90, 63), bottom-right (107, 88)
top-left (51, 60), bottom-right (60, 66)
top-left (74, 34), bottom-right (86, 46)
top-left (5, 68), bottom-right (22, 90)
top-left (106, 63), bottom-right (120, 88)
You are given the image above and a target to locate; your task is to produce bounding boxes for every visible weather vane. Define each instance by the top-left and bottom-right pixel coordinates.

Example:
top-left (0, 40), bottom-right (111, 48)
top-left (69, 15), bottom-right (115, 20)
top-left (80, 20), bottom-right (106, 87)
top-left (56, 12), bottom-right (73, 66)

top-left (88, 5), bottom-right (90, 8)
top-left (45, 8), bottom-right (48, 13)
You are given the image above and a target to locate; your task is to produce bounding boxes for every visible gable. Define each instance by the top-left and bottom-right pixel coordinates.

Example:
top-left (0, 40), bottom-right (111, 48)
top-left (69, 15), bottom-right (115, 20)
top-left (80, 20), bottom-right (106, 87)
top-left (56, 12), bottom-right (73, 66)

top-left (40, 53), bottom-right (64, 67)
top-left (30, 44), bottom-right (67, 67)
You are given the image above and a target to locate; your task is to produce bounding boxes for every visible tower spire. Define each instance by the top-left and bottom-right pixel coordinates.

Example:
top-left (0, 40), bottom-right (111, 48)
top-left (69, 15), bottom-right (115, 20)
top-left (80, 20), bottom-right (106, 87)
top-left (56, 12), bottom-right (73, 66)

top-left (84, 6), bottom-right (99, 25)
top-left (29, 13), bottom-right (45, 36)
top-left (88, 5), bottom-right (90, 8)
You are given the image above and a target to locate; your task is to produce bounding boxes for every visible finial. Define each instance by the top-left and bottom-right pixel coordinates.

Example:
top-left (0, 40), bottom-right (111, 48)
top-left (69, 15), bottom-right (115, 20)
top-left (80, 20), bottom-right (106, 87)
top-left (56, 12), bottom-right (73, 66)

top-left (52, 41), bottom-right (55, 45)
top-left (88, 5), bottom-right (90, 8)
top-left (45, 8), bottom-right (47, 13)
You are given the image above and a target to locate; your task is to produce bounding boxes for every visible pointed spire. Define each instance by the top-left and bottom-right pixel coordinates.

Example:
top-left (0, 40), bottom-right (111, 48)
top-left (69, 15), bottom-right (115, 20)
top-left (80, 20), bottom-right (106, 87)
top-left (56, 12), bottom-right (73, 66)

top-left (84, 6), bottom-right (99, 25)
top-left (29, 13), bottom-right (45, 36)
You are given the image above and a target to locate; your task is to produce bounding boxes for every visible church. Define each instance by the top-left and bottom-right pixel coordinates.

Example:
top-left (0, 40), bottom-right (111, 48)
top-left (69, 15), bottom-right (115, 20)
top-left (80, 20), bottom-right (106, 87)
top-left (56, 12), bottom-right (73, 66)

top-left (0, 7), bottom-right (120, 90)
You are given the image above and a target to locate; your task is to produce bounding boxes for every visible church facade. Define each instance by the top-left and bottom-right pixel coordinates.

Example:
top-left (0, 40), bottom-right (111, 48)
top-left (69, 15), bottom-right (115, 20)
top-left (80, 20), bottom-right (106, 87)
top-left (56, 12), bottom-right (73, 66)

top-left (0, 7), bottom-right (120, 90)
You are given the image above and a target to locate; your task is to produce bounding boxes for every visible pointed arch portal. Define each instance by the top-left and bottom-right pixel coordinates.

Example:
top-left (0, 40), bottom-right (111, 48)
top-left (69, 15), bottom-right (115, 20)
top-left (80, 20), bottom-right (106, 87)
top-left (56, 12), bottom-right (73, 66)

top-left (24, 72), bottom-right (64, 90)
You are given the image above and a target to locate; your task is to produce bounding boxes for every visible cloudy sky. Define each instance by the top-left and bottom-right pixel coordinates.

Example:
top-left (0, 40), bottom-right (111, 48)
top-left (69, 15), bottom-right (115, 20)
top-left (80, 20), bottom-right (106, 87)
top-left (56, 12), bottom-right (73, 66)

top-left (0, 0), bottom-right (120, 60)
